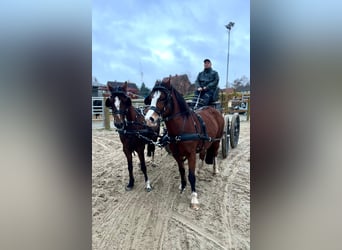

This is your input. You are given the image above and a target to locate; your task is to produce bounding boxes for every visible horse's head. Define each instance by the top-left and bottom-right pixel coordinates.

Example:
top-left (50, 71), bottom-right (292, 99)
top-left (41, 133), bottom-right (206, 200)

top-left (144, 77), bottom-right (174, 127)
top-left (105, 81), bottom-right (132, 129)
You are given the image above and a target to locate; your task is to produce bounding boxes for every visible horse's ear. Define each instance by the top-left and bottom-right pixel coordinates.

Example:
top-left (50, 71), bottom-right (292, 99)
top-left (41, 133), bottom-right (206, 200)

top-left (163, 76), bottom-right (171, 89)
top-left (105, 98), bottom-right (112, 107)
top-left (123, 81), bottom-right (128, 93)
top-left (144, 95), bottom-right (151, 105)
top-left (107, 83), bottom-right (113, 92)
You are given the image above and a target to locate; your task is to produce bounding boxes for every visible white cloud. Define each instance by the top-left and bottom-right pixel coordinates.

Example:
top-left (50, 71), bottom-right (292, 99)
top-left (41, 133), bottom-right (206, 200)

top-left (92, 0), bottom-right (250, 88)
top-left (151, 49), bottom-right (174, 61)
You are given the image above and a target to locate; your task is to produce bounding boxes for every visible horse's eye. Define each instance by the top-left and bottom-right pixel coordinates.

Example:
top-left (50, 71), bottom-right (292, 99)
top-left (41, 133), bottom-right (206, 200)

top-left (159, 94), bottom-right (167, 101)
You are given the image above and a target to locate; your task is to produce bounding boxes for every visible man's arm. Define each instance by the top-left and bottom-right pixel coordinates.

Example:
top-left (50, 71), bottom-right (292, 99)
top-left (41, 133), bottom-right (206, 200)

top-left (206, 71), bottom-right (219, 89)
top-left (195, 72), bottom-right (204, 91)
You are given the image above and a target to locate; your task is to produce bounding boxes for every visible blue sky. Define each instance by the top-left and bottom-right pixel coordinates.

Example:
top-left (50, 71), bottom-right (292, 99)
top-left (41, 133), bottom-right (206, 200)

top-left (92, 0), bottom-right (250, 89)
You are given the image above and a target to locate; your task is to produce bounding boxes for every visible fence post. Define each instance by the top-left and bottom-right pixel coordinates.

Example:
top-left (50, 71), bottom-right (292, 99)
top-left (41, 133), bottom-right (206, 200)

top-left (103, 94), bottom-right (111, 130)
top-left (246, 97), bottom-right (250, 121)
top-left (220, 90), bottom-right (229, 114)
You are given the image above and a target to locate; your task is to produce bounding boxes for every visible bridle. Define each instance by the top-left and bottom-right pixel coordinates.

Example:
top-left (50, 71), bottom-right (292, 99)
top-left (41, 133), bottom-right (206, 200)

top-left (149, 83), bottom-right (192, 123)
top-left (110, 88), bottom-right (130, 128)
top-left (111, 89), bottom-right (153, 130)
top-left (149, 84), bottom-right (173, 120)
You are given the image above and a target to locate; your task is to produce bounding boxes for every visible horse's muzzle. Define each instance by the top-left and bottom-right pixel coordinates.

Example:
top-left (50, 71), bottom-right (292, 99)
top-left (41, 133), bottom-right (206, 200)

top-left (145, 118), bottom-right (157, 127)
top-left (145, 110), bottom-right (159, 127)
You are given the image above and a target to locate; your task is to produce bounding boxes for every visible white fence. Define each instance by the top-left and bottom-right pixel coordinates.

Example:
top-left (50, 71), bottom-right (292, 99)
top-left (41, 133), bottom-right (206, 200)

top-left (92, 97), bottom-right (104, 118)
top-left (92, 97), bottom-right (145, 129)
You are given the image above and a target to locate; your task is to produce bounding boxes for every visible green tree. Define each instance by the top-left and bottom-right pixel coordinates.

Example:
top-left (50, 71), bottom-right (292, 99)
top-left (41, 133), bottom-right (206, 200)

top-left (232, 75), bottom-right (250, 91)
top-left (139, 82), bottom-right (151, 97)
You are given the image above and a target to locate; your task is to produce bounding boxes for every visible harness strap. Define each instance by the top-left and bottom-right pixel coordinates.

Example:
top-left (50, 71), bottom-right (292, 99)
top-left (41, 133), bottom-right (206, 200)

top-left (117, 128), bottom-right (157, 136)
top-left (160, 133), bottom-right (220, 145)
top-left (195, 112), bottom-right (207, 137)
top-left (170, 133), bottom-right (210, 142)
top-left (159, 111), bottom-right (221, 151)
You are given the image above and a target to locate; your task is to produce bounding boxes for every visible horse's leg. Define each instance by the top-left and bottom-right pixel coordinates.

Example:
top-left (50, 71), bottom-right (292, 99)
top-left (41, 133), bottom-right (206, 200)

top-left (137, 148), bottom-right (152, 192)
top-left (197, 151), bottom-right (205, 175)
top-left (176, 158), bottom-right (187, 193)
top-left (124, 150), bottom-right (134, 191)
top-left (187, 153), bottom-right (199, 210)
top-left (148, 143), bottom-right (157, 167)
top-left (213, 157), bottom-right (219, 175)
top-left (212, 142), bottom-right (220, 175)
top-left (151, 151), bottom-right (156, 167)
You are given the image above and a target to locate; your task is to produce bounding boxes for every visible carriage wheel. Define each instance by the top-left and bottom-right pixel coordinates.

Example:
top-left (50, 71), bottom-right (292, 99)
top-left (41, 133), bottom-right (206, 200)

top-left (230, 113), bottom-right (240, 148)
top-left (221, 115), bottom-right (230, 159)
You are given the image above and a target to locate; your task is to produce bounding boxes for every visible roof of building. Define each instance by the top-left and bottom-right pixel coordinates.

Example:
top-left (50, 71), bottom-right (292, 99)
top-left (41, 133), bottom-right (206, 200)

top-left (169, 74), bottom-right (191, 95)
top-left (107, 81), bottom-right (139, 90)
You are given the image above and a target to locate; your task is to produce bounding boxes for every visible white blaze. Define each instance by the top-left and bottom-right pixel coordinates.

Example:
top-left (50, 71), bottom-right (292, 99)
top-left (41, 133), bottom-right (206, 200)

top-left (114, 96), bottom-right (120, 110)
top-left (145, 91), bottom-right (161, 119)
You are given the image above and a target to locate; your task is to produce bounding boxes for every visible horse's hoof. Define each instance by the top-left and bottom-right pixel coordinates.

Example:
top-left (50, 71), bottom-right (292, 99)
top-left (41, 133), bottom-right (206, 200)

top-left (125, 186), bottom-right (133, 191)
top-left (179, 184), bottom-right (186, 193)
top-left (146, 185), bottom-right (153, 192)
top-left (190, 203), bottom-right (200, 211)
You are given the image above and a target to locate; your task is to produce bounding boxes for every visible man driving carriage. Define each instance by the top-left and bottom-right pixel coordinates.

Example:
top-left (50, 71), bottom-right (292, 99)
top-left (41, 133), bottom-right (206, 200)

top-left (192, 58), bottom-right (220, 107)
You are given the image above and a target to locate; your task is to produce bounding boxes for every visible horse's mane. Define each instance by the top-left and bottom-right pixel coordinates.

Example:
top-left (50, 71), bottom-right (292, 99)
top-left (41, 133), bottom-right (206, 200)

top-left (170, 85), bottom-right (190, 117)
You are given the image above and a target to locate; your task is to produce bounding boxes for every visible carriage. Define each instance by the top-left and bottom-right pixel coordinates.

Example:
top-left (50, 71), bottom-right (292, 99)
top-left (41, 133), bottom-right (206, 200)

top-left (157, 94), bottom-right (240, 159)
top-left (188, 95), bottom-right (240, 159)
top-left (183, 88), bottom-right (240, 159)
top-left (222, 111), bottom-right (240, 158)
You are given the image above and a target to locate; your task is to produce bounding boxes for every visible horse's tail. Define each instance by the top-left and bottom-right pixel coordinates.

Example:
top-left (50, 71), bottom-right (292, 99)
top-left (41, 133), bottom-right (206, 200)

top-left (147, 143), bottom-right (155, 157)
top-left (205, 146), bottom-right (215, 164)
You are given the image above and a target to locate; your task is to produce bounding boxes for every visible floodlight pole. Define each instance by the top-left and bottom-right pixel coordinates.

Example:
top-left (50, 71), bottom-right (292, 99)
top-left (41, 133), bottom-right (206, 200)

top-left (225, 21), bottom-right (234, 89)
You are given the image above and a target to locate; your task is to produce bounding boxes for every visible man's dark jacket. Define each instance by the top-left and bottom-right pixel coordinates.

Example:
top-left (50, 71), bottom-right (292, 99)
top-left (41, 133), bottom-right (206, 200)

top-left (195, 68), bottom-right (219, 91)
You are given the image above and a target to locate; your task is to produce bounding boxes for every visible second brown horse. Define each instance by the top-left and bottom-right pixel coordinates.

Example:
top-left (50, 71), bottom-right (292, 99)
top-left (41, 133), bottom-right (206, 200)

top-left (106, 82), bottom-right (160, 192)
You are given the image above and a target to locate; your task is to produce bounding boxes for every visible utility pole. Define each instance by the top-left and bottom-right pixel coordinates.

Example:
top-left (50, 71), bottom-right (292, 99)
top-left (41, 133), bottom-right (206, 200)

top-left (139, 61), bottom-right (144, 83)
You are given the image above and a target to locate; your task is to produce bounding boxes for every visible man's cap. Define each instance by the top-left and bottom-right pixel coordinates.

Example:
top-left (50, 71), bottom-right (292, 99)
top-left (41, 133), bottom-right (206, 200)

top-left (203, 59), bottom-right (211, 63)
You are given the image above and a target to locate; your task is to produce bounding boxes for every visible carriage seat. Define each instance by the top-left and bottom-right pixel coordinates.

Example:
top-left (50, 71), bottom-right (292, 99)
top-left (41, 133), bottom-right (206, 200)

top-left (209, 87), bottom-right (220, 103)
top-left (187, 87), bottom-right (220, 110)
top-left (207, 87), bottom-right (222, 111)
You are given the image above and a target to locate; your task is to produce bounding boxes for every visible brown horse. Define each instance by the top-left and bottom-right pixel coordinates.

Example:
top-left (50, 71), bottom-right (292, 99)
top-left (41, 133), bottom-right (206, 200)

top-left (105, 82), bottom-right (160, 192)
top-left (144, 77), bottom-right (224, 210)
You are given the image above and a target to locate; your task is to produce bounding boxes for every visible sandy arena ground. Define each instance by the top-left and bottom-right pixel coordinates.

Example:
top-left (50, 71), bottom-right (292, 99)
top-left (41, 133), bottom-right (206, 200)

top-left (92, 118), bottom-right (250, 249)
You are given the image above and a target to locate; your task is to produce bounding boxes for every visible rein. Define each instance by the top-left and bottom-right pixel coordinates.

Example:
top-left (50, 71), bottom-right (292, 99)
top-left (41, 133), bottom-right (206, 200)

top-left (120, 107), bottom-right (158, 138)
